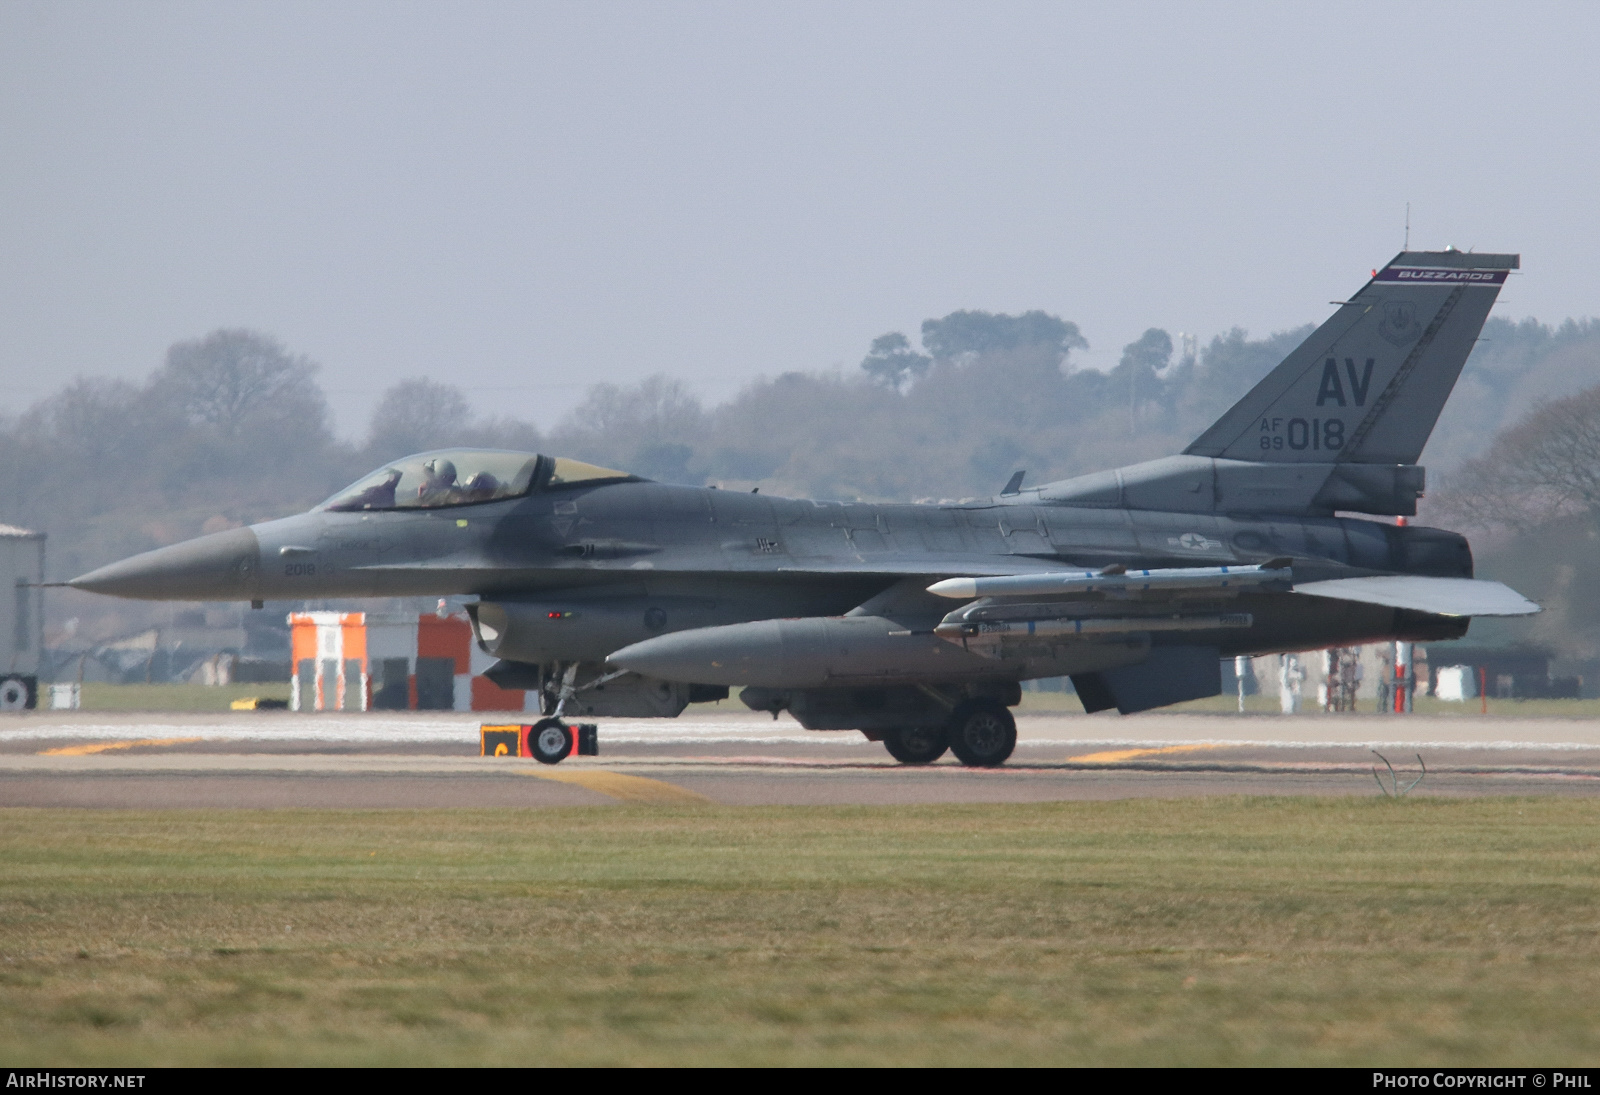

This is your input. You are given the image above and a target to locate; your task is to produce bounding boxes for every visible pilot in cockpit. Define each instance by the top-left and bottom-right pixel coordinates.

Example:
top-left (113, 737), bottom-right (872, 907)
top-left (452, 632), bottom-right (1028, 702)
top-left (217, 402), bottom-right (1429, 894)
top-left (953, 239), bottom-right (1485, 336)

top-left (461, 470), bottom-right (501, 501)
top-left (417, 457), bottom-right (460, 504)
top-left (340, 467), bottom-right (403, 511)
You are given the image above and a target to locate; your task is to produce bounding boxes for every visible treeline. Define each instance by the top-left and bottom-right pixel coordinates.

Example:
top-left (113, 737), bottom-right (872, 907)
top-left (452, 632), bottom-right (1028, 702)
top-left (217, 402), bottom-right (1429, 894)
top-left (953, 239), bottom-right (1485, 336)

top-left (0, 331), bottom-right (545, 583)
top-left (6, 310), bottom-right (1600, 600)
top-left (1430, 371), bottom-right (1600, 661)
top-left (552, 311), bottom-right (1600, 506)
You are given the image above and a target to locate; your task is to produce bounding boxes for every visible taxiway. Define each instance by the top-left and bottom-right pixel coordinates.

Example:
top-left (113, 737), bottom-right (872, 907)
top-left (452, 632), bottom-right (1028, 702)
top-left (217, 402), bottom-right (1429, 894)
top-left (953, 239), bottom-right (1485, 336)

top-left (2, 709), bottom-right (1598, 807)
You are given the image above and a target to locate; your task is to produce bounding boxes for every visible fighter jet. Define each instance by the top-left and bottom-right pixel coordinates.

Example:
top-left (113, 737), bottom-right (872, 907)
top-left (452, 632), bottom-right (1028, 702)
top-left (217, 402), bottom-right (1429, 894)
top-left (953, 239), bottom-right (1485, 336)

top-left (71, 249), bottom-right (1538, 765)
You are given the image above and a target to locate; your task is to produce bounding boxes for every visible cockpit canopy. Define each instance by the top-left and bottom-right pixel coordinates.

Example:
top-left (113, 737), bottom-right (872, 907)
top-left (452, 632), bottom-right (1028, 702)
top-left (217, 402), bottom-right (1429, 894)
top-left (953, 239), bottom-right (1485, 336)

top-left (319, 450), bottom-right (636, 512)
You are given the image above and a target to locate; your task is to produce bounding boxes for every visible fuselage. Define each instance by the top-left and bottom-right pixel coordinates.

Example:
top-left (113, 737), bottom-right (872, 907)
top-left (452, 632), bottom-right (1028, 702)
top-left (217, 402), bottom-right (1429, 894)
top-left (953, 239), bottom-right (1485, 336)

top-left (72, 472), bottom-right (1474, 670)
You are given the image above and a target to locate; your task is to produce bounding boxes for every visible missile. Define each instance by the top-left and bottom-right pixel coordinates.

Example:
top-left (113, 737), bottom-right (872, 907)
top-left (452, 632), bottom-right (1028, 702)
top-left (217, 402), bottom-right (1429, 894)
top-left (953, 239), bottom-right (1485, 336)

top-left (926, 560), bottom-right (1292, 601)
top-left (934, 612), bottom-right (1252, 649)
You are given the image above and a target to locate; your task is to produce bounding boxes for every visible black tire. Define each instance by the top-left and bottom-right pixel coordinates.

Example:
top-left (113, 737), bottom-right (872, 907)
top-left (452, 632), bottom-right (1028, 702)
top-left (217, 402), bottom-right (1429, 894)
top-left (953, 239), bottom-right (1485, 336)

top-left (529, 718), bottom-right (573, 765)
top-left (0, 677), bottom-right (27, 712)
top-left (946, 701), bottom-right (1017, 767)
top-left (882, 725), bottom-right (948, 765)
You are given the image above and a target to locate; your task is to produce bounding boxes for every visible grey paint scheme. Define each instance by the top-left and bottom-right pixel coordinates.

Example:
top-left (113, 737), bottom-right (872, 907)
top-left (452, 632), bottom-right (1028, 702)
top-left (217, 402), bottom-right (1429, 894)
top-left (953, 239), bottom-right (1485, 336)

top-left (69, 250), bottom-right (1524, 723)
top-left (1293, 576), bottom-right (1539, 618)
top-left (1187, 250), bottom-right (1519, 466)
top-left (1038, 456), bottom-right (1427, 518)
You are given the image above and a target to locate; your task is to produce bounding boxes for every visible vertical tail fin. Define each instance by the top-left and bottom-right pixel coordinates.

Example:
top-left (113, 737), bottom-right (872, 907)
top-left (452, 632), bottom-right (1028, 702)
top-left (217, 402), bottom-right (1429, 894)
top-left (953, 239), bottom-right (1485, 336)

top-left (1185, 250), bottom-right (1517, 465)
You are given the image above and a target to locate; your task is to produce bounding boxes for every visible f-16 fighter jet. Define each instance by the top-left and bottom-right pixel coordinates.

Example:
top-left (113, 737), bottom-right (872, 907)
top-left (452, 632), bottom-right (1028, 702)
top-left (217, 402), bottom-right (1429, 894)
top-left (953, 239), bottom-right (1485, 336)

top-left (71, 249), bottom-right (1538, 765)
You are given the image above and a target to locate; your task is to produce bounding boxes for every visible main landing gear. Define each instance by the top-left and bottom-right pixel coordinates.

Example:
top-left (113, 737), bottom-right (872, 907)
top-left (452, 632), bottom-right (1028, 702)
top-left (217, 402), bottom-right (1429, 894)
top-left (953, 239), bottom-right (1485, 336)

top-left (882, 725), bottom-right (949, 765)
top-left (881, 700), bottom-right (1017, 768)
top-left (947, 700), bottom-right (1017, 767)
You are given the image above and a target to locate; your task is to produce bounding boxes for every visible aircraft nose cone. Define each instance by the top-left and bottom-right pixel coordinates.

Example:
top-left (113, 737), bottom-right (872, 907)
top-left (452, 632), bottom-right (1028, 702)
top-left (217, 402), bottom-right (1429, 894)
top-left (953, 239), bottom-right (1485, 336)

top-left (69, 526), bottom-right (262, 601)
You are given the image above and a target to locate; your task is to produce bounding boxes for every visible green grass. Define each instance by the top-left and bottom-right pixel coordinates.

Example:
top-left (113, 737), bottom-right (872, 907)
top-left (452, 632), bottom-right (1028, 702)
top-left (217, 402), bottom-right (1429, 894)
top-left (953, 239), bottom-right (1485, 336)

top-left (76, 683), bottom-right (293, 713)
top-left (1015, 688), bottom-right (1600, 717)
top-left (2, 800), bottom-right (1599, 1065)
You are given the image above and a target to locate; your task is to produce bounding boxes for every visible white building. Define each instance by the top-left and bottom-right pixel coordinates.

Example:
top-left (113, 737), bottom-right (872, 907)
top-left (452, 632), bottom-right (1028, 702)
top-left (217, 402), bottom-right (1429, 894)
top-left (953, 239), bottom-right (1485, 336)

top-left (0, 524), bottom-right (45, 708)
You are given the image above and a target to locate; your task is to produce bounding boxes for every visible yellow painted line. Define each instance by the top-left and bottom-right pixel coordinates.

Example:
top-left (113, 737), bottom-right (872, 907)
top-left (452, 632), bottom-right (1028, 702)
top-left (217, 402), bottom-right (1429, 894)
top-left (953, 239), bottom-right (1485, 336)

top-left (1068, 743), bottom-right (1225, 764)
top-left (39, 737), bottom-right (205, 757)
top-left (521, 768), bottom-right (714, 804)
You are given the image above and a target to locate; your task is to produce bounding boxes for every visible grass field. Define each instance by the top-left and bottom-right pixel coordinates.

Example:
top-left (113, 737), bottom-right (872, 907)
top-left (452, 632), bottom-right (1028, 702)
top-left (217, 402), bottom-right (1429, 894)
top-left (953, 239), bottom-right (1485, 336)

top-left (77, 683), bottom-right (293, 713)
top-left (2, 799), bottom-right (1598, 1066)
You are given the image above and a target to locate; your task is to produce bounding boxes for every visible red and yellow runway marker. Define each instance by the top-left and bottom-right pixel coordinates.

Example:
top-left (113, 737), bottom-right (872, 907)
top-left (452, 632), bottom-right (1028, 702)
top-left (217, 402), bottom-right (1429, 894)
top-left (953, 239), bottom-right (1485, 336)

top-left (38, 737), bottom-right (205, 757)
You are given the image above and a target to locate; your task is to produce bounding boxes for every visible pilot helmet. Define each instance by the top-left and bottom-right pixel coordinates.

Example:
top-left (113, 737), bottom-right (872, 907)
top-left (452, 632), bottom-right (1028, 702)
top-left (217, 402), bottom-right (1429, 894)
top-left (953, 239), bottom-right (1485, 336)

top-left (423, 457), bottom-right (457, 484)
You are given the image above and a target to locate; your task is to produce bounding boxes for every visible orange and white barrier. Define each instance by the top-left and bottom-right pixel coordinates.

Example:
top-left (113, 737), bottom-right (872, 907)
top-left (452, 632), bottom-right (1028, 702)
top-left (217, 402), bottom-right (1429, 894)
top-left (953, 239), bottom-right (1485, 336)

top-left (289, 610), bottom-right (534, 713)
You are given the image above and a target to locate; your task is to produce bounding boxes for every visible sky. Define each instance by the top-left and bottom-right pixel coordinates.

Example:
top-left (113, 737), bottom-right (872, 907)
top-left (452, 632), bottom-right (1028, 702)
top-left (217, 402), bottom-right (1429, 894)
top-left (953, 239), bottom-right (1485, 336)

top-left (2, 0), bottom-right (1597, 437)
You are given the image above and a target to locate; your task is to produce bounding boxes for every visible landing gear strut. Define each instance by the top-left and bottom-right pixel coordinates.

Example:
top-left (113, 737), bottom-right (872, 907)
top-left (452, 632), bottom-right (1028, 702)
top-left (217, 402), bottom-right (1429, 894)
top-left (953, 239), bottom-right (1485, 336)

top-left (882, 725), bottom-right (948, 765)
top-left (946, 701), bottom-right (1016, 767)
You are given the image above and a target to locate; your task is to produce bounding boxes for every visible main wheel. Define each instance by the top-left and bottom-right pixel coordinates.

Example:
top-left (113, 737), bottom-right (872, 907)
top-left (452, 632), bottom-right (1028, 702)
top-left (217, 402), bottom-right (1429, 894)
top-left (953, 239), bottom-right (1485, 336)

top-left (0, 678), bottom-right (27, 711)
top-left (882, 725), bottom-right (948, 765)
top-left (946, 701), bottom-right (1017, 767)
top-left (529, 718), bottom-right (573, 765)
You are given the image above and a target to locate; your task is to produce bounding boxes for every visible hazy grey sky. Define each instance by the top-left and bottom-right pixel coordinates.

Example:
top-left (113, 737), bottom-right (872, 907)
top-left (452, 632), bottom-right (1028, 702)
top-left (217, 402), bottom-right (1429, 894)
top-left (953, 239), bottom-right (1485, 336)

top-left (2, 1), bottom-right (1596, 437)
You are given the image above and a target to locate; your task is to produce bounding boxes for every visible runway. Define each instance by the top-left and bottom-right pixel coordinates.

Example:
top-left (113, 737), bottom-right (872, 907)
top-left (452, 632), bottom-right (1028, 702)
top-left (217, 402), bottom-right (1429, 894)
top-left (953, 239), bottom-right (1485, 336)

top-left (3, 709), bottom-right (1600, 807)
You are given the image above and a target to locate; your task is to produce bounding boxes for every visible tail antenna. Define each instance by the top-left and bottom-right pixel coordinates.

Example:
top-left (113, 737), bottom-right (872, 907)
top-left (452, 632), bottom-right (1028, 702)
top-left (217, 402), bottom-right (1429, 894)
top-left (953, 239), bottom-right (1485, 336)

top-left (1404, 201), bottom-right (1410, 250)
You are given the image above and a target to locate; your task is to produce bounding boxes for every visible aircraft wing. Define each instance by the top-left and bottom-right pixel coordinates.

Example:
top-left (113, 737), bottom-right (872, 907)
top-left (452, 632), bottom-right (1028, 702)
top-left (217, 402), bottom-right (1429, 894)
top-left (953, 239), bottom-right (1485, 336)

top-left (925, 564), bottom-right (1540, 618)
top-left (1291, 576), bottom-right (1539, 617)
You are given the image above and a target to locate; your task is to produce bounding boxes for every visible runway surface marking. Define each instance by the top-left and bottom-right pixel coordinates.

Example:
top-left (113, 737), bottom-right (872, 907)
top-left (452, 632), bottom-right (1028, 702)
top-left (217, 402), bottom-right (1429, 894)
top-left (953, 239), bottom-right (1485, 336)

top-left (12, 713), bottom-right (1600, 751)
top-left (520, 768), bottom-right (714, 805)
top-left (1068, 743), bottom-right (1223, 764)
top-left (38, 737), bottom-right (205, 757)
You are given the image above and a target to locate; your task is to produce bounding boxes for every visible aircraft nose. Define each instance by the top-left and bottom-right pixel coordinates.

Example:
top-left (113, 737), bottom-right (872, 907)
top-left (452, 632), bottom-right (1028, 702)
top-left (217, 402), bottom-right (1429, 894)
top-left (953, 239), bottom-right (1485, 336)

top-left (69, 526), bottom-right (262, 601)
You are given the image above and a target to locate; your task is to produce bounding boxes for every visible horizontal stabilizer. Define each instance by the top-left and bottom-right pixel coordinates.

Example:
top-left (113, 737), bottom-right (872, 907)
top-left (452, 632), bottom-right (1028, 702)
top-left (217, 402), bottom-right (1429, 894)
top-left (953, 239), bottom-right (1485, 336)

top-left (1292, 576), bottom-right (1539, 617)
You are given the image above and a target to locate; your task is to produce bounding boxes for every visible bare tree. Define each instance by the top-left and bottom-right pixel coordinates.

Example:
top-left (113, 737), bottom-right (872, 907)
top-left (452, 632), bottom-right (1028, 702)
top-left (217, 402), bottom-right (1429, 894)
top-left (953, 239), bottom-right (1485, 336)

top-left (1436, 384), bottom-right (1600, 531)
top-left (564, 375), bottom-right (702, 438)
top-left (548, 375), bottom-right (706, 484)
top-left (366, 378), bottom-right (474, 461)
top-left (157, 329), bottom-right (322, 436)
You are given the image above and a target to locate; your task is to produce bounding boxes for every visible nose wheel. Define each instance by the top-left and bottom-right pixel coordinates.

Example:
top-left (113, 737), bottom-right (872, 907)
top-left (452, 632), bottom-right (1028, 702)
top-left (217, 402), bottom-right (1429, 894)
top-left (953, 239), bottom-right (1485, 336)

top-left (529, 718), bottom-right (574, 764)
top-left (946, 701), bottom-right (1016, 767)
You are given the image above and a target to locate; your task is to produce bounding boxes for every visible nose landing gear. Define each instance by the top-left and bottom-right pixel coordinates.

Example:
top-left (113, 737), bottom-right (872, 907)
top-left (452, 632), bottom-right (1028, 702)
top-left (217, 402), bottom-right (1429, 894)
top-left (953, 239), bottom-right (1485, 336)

top-left (529, 718), bottom-right (574, 764)
top-left (527, 718), bottom-right (599, 764)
